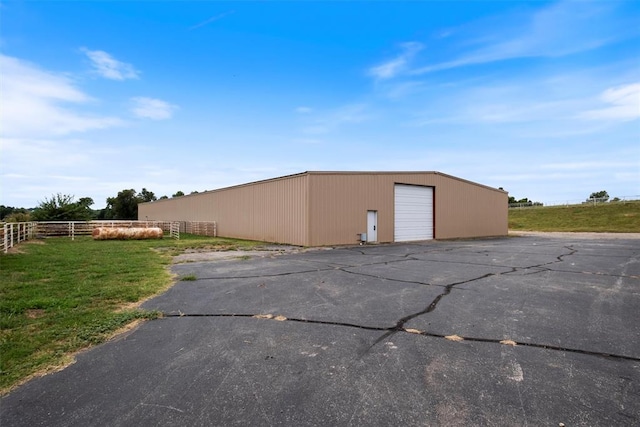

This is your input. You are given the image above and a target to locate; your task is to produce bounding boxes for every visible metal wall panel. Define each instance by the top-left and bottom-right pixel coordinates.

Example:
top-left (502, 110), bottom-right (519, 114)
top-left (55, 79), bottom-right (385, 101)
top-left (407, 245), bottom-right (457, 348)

top-left (139, 174), bottom-right (309, 246)
top-left (307, 173), bottom-right (393, 246)
top-left (307, 172), bottom-right (507, 246)
top-left (139, 171), bottom-right (507, 246)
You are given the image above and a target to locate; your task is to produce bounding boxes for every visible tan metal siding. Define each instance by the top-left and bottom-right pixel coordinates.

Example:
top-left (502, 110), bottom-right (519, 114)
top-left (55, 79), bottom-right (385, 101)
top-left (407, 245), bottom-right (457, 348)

top-left (433, 177), bottom-right (508, 239)
top-left (307, 172), bottom-right (507, 245)
top-left (139, 174), bottom-right (309, 246)
top-left (139, 171), bottom-right (507, 246)
top-left (308, 173), bottom-right (393, 246)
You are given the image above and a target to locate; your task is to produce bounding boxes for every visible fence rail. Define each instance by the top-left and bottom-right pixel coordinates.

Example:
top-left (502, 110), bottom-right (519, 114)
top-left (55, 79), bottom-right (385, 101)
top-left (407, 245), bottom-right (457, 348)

top-left (1, 222), bottom-right (37, 253)
top-left (34, 221), bottom-right (178, 238)
top-left (183, 221), bottom-right (217, 237)
top-left (2, 220), bottom-right (218, 253)
top-left (509, 196), bottom-right (639, 209)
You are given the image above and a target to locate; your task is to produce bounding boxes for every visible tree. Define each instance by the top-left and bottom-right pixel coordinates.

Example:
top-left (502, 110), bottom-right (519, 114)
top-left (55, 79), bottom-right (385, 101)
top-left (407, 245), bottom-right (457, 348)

top-left (4, 212), bottom-right (32, 222)
top-left (588, 191), bottom-right (609, 202)
top-left (139, 188), bottom-right (157, 203)
top-left (509, 197), bottom-right (532, 206)
top-left (102, 188), bottom-right (161, 219)
top-left (105, 189), bottom-right (139, 220)
top-left (31, 194), bottom-right (94, 221)
top-left (172, 191), bottom-right (185, 198)
top-left (507, 195), bottom-right (543, 207)
top-left (78, 197), bottom-right (94, 209)
top-left (1, 205), bottom-right (30, 220)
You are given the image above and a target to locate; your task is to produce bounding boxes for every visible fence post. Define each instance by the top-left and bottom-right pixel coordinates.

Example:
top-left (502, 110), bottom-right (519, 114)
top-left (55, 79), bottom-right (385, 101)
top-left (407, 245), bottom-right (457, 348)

top-left (3, 223), bottom-right (8, 253)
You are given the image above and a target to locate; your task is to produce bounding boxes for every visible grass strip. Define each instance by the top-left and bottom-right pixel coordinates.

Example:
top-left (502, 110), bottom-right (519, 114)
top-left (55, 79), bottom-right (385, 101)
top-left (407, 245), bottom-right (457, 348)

top-left (509, 200), bottom-right (640, 233)
top-left (0, 234), bottom-right (262, 394)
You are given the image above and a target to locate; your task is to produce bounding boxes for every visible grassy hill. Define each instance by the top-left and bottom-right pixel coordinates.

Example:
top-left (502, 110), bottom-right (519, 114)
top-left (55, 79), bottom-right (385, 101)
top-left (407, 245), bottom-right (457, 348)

top-left (508, 200), bottom-right (640, 233)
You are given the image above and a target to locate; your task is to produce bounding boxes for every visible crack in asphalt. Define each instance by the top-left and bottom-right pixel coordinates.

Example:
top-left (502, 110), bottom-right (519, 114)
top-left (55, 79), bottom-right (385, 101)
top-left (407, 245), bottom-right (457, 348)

top-left (188, 267), bottom-right (336, 281)
top-left (184, 244), bottom-right (583, 283)
top-left (160, 312), bottom-right (640, 362)
top-left (338, 266), bottom-right (435, 288)
top-left (164, 242), bottom-right (640, 363)
top-left (342, 246), bottom-right (582, 351)
top-left (361, 270), bottom-right (506, 354)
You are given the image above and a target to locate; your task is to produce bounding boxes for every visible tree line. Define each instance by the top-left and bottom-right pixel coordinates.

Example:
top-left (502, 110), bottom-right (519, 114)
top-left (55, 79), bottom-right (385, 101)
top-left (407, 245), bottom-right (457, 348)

top-left (1, 189), bottom-right (199, 222)
top-left (508, 190), bottom-right (619, 206)
top-left (508, 196), bottom-right (543, 206)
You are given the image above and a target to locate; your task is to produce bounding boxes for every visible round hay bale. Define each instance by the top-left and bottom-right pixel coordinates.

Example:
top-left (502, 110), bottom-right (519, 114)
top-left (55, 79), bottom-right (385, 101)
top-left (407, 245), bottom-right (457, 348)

top-left (92, 227), bottom-right (163, 240)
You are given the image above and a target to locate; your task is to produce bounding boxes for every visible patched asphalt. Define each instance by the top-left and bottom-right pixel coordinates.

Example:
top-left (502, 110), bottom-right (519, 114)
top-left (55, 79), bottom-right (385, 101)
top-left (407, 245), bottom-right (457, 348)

top-left (2, 235), bottom-right (639, 426)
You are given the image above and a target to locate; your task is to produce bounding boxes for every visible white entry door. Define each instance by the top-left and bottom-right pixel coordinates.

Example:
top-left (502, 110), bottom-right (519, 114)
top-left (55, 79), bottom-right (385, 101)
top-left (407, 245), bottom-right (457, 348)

top-left (367, 210), bottom-right (378, 242)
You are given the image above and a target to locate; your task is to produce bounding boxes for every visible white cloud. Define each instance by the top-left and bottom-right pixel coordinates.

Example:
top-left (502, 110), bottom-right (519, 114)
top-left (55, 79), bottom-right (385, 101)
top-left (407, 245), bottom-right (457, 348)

top-left (0, 55), bottom-right (180, 208)
top-left (410, 1), bottom-right (637, 75)
top-left (130, 97), bottom-right (178, 120)
top-left (81, 48), bottom-right (139, 80)
top-left (0, 137), bottom-right (110, 207)
top-left (295, 106), bottom-right (313, 114)
top-left (409, 84), bottom-right (577, 127)
top-left (407, 71), bottom-right (638, 137)
top-left (380, 81), bottom-right (427, 99)
top-left (485, 153), bottom-right (640, 204)
top-left (0, 54), bottom-right (123, 138)
top-left (368, 42), bottom-right (423, 80)
top-left (577, 83), bottom-right (640, 122)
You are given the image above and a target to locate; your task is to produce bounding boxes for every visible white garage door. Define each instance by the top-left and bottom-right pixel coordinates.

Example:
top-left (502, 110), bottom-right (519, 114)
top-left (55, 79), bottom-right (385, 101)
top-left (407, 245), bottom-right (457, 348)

top-left (394, 184), bottom-right (434, 242)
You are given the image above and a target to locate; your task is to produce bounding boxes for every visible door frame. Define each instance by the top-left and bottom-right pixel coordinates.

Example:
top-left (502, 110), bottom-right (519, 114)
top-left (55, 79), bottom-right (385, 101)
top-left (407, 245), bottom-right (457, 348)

top-left (393, 184), bottom-right (434, 242)
top-left (367, 210), bottom-right (378, 243)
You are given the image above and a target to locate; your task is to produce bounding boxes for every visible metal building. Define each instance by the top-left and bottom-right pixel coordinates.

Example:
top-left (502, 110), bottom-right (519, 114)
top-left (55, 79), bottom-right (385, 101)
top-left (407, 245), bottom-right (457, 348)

top-left (138, 171), bottom-right (508, 246)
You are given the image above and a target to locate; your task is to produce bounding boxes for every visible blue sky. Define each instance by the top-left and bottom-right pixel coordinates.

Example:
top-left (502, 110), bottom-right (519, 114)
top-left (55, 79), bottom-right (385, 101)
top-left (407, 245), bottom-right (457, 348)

top-left (1, 0), bottom-right (639, 209)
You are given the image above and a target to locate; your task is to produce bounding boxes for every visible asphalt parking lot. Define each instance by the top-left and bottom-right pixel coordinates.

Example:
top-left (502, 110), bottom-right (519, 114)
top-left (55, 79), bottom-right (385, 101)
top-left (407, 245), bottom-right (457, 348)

top-left (2, 234), bottom-right (639, 426)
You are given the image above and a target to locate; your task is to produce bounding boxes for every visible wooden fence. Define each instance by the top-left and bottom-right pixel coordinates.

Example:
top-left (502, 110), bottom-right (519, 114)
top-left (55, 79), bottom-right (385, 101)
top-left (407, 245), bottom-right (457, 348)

top-left (1, 220), bottom-right (217, 253)
top-left (34, 221), bottom-right (177, 238)
top-left (183, 221), bottom-right (217, 237)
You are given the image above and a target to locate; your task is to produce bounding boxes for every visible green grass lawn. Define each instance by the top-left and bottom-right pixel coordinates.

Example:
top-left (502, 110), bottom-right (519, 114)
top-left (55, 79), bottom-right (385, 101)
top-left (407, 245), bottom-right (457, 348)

top-left (0, 234), bottom-right (262, 394)
top-left (509, 200), bottom-right (640, 232)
